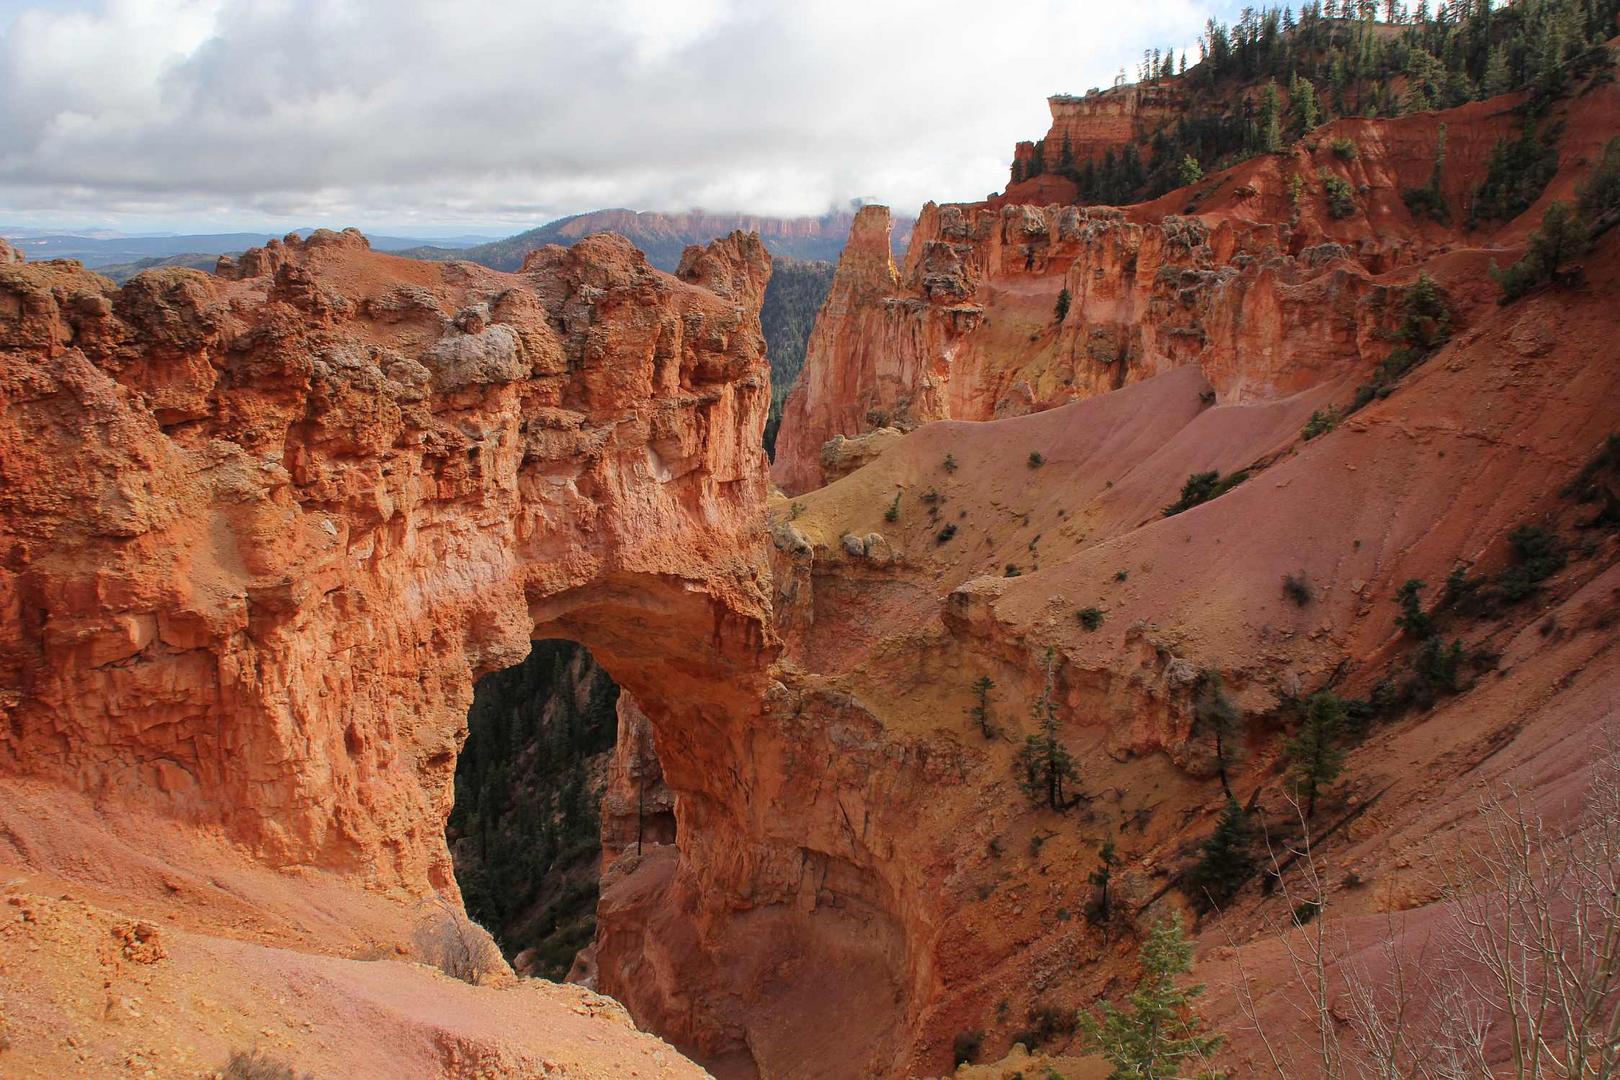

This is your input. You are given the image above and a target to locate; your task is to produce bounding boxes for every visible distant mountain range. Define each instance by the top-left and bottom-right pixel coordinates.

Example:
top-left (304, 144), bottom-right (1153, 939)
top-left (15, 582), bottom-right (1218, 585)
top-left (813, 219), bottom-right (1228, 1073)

top-left (2, 208), bottom-right (915, 277)
top-left (394, 208), bottom-right (915, 273)
top-left (0, 228), bottom-right (490, 269)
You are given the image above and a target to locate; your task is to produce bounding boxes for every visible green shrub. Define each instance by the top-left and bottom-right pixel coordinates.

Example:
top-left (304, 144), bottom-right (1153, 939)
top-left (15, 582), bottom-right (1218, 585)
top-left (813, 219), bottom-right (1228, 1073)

top-left (943, 452), bottom-right (958, 473)
top-left (936, 523), bottom-right (958, 544)
top-left (1493, 201), bottom-right (1589, 303)
top-left (1395, 578), bottom-right (1432, 638)
top-left (884, 491), bottom-right (901, 523)
top-left (1054, 288), bottom-right (1072, 323)
top-left (1577, 136), bottom-right (1620, 230)
top-left (1163, 469), bottom-right (1248, 516)
top-left (1330, 136), bottom-right (1358, 160)
top-left (1406, 636), bottom-right (1466, 708)
top-left (1496, 524), bottom-right (1565, 602)
top-left (1005, 563), bottom-right (1023, 577)
top-left (1302, 406), bottom-right (1339, 440)
top-left (1028, 451), bottom-right (1045, 468)
top-left (1077, 606), bottom-right (1105, 631)
top-left (1320, 171), bottom-right (1356, 218)
top-left (1472, 123), bottom-right (1559, 225)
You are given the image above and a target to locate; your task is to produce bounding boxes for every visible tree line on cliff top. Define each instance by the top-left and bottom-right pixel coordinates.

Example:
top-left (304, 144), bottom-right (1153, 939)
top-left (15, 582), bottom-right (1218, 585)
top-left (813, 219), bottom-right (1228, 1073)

top-left (1014, 0), bottom-right (1618, 207)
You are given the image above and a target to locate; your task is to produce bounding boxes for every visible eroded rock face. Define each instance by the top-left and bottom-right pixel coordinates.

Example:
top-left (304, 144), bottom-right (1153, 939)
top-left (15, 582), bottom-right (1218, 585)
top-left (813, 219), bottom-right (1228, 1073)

top-left (770, 100), bottom-right (1524, 494)
top-left (0, 227), bottom-right (774, 900)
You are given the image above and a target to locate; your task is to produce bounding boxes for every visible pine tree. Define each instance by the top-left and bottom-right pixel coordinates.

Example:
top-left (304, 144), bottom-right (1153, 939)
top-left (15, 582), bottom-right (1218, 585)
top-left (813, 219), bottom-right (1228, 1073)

top-left (1089, 838), bottom-right (1119, 923)
top-left (1080, 913), bottom-right (1226, 1079)
top-left (1178, 154), bottom-right (1204, 187)
top-left (967, 675), bottom-right (997, 739)
top-left (1290, 75), bottom-right (1320, 134)
top-left (1055, 287), bottom-right (1072, 323)
top-left (1185, 798), bottom-right (1257, 910)
top-left (1394, 578), bottom-right (1433, 637)
top-left (1017, 650), bottom-right (1081, 811)
top-left (1287, 692), bottom-right (1347, 819)
top-left (1260, 80), bottom-right (1284, 152)
top-left (1194, 673), bottom-right (1242, 799)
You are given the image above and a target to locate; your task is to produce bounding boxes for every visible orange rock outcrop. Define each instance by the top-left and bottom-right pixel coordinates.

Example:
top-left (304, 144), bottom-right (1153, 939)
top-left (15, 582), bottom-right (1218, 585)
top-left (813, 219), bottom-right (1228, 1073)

top-left (770, 88), bottom-right (1601, 494)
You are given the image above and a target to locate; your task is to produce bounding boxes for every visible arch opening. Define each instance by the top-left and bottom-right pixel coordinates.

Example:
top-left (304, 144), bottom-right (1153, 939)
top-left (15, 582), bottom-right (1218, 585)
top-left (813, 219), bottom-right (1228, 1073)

top-left (446, 638), bottom-right (674, 982)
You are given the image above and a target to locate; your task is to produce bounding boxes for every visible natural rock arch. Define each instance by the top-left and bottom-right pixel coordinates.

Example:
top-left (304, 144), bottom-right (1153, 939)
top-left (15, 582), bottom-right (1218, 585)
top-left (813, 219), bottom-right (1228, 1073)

top-left (0, 227), bottom-right (776, 894)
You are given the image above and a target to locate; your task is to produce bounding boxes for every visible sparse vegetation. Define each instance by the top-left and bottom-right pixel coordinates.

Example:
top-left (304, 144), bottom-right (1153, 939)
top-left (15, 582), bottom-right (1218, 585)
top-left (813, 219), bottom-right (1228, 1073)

top-left (1330, 136), bottom-right (1358, 161)
top-left (1018, 651), bottom-right (1082, 812)
top-left (1351, 273), bottom-right (1453, 409)
top-left (1496, 523), bottom-right (1565, 602)
top-left (1472, 121), bottom-right (1559, 227)
top-left (1394, 578), bottom-right (1433, 638)
top-left (411, 898), bottom-right (507, 985)
top-left (1054, 288), bottom-right (1072, 323)
top-left (953, 1029), bottom-right (985, 1066)
top-left (1077, 606), bottom-right (1105, 631)
top-left (222, 1051), bottom-right (313, 1080)
top-left (1577, 136), bottom-right (1620, 231)
top-left (1493, 200), bottom-right (1588, 302)
top-left (1015, 1001), bottom-right (1079, 1050)
top-left (1005, 563), bottom-right (1023, 577)
top-left (936, 523), bottom-right (958, 544)
top-left (1194, 671), bottom-right (1243, 799)
top-left (968, 675), bottom-right (998, 739)
top-left (1402, 123), bottom-right (1450, 223)
top-left (943, 452), bottom-right (958, 473)
top-left (1282, 571), bottom-right (1313, 607)
top-left (1320, 171), bottom-right (1356, 219)
top-left (1088, 837), bottom-right (1119, 925)
top-left (1114, 569), bottom-right (1129, 582)
top-left (1163, 469), bottom-right (1248, 517)
top-left (1301, 406), bottom-right (1339, 440)
top-left (1028, 451), bottom-right (1046, 468)
top-left (884, 491), bottom-right (901, 523)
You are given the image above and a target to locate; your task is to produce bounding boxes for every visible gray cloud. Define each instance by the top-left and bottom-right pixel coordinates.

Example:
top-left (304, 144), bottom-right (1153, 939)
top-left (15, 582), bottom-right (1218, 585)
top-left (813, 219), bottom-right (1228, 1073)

top-left (0, 0), bottom-right (1225, 232)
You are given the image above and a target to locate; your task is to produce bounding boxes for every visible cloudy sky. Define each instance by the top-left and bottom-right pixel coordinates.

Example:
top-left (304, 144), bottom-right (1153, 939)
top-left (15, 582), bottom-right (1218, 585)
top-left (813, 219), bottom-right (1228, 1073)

top-left (0, 0), bottom-right (1241, 235)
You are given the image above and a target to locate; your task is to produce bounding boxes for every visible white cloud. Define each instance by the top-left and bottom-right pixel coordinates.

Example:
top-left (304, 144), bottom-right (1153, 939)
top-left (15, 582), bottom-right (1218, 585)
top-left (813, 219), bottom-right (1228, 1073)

top-left (0, 0), bottom-right (1232, 232)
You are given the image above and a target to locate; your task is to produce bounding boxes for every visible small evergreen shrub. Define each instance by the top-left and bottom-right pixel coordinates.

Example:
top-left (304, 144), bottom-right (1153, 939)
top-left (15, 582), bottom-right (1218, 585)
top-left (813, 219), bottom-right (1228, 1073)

top-left (1028, 451), bottom-right (1046, 468)
top-left (1077, 606), bottom-right (1105, 631)
top-left (943, 452), bottom-right (958, 473)
top-left (1163, 469), bottom-right (1248, 516)
top-left (936, 523), bottom-right (958, 544)
top-left (1302, 406), bottom-right (1339, 440)
top-left (1054, 288), bottom-right (1072, 323)
top-left (1330, 137), bottom-right (1358, 160)
top-left (953, 1029), bottom-right (985, 1066)
top-left (884, 491), bottom-right (901, 523)
top-left (1496, 524), bottom-right (1565, 602)
top-left (1283, 571), bottom-right (1313, 606)
top-left (1493, 201), bottom-right (1588, 303)
top-left (1320, 171), bottom-right (1356, 218)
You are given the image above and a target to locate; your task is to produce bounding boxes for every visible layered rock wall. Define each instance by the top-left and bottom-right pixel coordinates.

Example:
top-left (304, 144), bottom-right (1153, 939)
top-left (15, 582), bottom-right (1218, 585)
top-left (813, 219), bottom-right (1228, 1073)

top-left (772, 97), bottom-right (1526, 493)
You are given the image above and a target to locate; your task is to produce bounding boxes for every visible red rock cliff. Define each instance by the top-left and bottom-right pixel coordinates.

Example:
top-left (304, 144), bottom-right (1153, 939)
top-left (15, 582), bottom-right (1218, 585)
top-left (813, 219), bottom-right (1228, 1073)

top-left (0, 227), bottom-right (774, 895)
top-left (771, 87), bottom-right (1591, 493)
